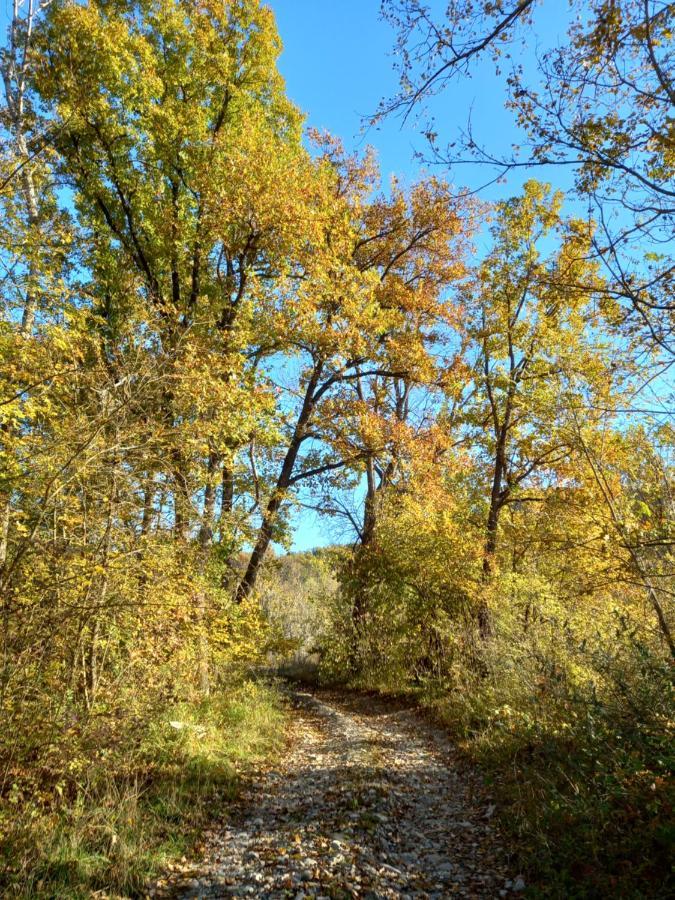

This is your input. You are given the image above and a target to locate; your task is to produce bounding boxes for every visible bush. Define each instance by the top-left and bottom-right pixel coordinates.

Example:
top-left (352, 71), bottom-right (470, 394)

top-left (322, 510), bottom-right (674, 897)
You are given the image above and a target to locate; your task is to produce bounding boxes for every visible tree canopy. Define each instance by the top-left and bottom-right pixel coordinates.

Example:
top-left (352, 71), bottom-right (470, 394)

top-left (0, 2), bottom-right (672, 896)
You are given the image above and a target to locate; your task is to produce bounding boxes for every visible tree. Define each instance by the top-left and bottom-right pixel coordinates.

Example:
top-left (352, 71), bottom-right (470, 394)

top-left (458, 181), bottom-right (618, 626)
top-left (235, 143), bottom-right (470, 600)
top-left (0, 0), bottom-right (54, 334)
top-left (0, 0), bottom-right (330, 756)
top-left (0, 0), bottom-right (63, 575)
top-left (381, 0), bottom-right (675, 353)
top-left (35, 0), bottom-right (322, 546)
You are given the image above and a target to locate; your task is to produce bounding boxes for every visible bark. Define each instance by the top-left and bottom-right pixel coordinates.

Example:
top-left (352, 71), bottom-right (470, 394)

top-left (478, 425), bottom-right (510, 637)
top-left (351, 455), bottom-right (384, 631)
top-left (481, 481), bottom-right (503, 580)
top-left (0, 502), bottom-right (9, 572)
top-left (362, 456), bottom-right (378, 547)
top-left (140, 477), bottom-right (154, 537)
top-left (220, 462), bottom-right (234, 522)
top-left (194, 453), bottom-right (219, 696)
top-left (234, 436), bottom-right (302, 602)
top-left (235, 361), bottom-right (324, 601)
top-left (172, 451), bottom-right (191, 542)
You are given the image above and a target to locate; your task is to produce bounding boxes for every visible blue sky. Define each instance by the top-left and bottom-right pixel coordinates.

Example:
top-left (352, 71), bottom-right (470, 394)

top-left (274, 0), bottom-right (429, 184)
top-left (272, 0), bottom-right (573, 193)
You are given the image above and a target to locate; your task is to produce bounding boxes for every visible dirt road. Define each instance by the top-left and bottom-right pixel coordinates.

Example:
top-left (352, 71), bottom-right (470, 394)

top-left (150, 690), bottom-right (519, 899)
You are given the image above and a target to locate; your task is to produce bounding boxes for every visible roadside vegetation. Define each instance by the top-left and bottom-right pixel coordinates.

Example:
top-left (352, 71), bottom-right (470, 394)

top-left (0, 1), bottom-right (672, 897)
top-left (1, 679), bottom-right (285, 897)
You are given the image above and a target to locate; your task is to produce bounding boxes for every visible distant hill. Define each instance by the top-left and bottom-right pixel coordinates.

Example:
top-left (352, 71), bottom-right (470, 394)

top-left (257, 546), bottom-right (344, 653)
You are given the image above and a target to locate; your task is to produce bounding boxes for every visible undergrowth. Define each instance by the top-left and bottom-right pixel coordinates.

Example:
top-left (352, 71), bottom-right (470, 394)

top-left (0, 679), bottom-right (286, 898)
top-left (321, 598), bottom-right (674, 899)
top-left (428, 647), bottom-right (674, 899)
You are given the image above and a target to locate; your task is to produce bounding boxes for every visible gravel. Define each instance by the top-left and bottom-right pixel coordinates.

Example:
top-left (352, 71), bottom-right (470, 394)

top-left (148, 690), bottom-right (517, 898)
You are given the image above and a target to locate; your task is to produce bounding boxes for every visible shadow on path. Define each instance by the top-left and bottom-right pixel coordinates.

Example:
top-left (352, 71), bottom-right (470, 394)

top-left (153, 691), bottom-right (515, 899)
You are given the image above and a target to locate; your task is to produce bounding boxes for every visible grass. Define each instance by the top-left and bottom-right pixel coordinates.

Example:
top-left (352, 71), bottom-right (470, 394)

top-left (0, 679), bottom-right (287, 898)
top-left (431, 687), bottom-right (674, 899)
top-left (321, 641), bottom-right (674, 899)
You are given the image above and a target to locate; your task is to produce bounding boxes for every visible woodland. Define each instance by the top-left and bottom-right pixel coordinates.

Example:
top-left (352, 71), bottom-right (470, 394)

top-left (0, 0), bottom-right (673, 897)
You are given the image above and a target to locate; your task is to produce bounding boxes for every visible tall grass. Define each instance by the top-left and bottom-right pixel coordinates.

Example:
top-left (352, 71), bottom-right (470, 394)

top-left (0, 680), bottom-right (286, 898)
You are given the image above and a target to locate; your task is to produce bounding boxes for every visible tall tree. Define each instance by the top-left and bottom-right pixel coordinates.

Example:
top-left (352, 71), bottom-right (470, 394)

top-left (459, 181), bottom-right (617, 628)
top-left (235, 145), bottom-right (470, 600)
top-left (35, 0), bottom-right (329, 549)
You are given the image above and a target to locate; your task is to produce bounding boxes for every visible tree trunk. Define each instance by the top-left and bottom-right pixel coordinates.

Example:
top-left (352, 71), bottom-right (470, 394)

top-left (478, 445), bottom-right (508, 637)
top-left (351, 456), bottom-right (377, 631)
top-left (220, 462), bottom-right (234, 523)
top-left (194, 453), bottom-right (219, 696)
top-left (172, 451), bottom-right (191, 541)
top-left (235, 361), bottom-right (324, 602)
top-left (0, 502), bottom-right (9, 572)
top-left (234, 441), bottom-right (299, 602)
top-left (481, 498), bottom-right (500, 580)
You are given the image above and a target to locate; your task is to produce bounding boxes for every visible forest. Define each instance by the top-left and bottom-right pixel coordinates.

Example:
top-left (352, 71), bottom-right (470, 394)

top-left (0, 0), bottom-right (672, 897)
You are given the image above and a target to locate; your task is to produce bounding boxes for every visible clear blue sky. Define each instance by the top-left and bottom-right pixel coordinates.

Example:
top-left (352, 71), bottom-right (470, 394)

top-left (272, 0), bottom-right (572, 193)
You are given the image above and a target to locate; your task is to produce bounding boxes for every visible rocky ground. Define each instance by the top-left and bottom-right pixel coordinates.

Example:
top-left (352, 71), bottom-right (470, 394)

top-left (149, 690), bottom-right (521, 899)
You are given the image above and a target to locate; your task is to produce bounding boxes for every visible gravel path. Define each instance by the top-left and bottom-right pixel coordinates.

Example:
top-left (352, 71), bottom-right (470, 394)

top-left (151, 690), bottom-right (519, 899)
